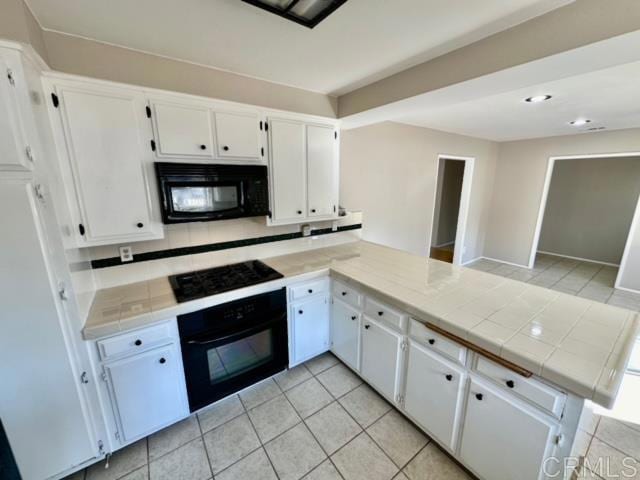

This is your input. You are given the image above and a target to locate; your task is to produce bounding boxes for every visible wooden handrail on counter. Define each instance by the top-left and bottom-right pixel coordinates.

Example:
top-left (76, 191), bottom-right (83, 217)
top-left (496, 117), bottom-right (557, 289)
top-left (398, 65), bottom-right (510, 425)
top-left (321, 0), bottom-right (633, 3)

top-left (425, 322), bottom-right (533, 378)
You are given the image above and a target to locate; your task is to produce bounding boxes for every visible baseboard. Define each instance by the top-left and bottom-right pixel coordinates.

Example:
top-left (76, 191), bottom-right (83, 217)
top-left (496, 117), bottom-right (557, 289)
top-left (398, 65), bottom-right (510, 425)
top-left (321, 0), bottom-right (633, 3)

top-left (432, 241), bottom-right (455, 248)
top-left (461, 256), bottom-right (483, 266)
top-left (536, 250), bottom-right (620, 267)
top-left (480, 256), bottom-right (530, 269)
top-left (613, 284), bottom-right (640, 295)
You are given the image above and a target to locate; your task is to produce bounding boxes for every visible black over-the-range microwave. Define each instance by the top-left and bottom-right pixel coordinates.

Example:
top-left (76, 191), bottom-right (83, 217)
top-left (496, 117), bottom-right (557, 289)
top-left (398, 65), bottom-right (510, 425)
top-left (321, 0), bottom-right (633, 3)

top-left (155, 162), bottom-right (270, 224)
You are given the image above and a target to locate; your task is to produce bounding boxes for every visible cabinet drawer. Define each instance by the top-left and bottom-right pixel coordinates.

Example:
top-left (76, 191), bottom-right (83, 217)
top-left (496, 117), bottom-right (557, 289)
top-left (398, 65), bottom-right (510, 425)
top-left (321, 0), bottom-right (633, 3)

top-left (290, 278), bottom-right (328, 302)
top-left (364, 296), bottom-right (406, 332)
top-left (474, 356), bottom-right (566, 418)
top-left (98, 323), bottom-right (174, 361)
top-left (331, 280), bottom-right (361, 309)
top-left (409, 319), bottom-right (466, 365)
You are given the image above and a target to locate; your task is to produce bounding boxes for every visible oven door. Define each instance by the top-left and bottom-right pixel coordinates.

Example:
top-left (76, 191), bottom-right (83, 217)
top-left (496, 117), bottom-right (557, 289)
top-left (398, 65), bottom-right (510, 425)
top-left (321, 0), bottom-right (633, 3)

top-left (162, 180), bottom-right (245, 223)
top-left (180, 313), bottom-right (288, 412)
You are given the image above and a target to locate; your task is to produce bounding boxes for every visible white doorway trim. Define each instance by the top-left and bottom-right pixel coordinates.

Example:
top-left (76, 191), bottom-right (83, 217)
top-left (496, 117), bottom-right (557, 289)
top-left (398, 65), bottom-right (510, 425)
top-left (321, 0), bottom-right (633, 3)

top-left (428, 154), bottom-right (475, 266)
top-left (528, 152), bottom-right (640, 290)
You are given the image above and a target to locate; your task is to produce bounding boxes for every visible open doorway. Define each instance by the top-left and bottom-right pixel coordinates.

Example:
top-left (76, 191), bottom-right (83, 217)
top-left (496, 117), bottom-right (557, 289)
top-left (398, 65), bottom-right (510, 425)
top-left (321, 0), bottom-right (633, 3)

top-left (429, 155), bottom-right (474, 264)
top-left (529, 153), bottom-right (640, 291)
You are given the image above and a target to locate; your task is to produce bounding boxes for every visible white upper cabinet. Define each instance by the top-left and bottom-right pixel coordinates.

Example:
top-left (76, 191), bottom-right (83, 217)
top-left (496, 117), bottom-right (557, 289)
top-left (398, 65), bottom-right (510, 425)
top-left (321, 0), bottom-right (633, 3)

top-left (460, 378), bottom-right (559, 480)
top-left (0, 52), bottom-right (36, 172)
top-left (307, 125), bottom-right (338, 218)
top-left (214, 111), bottom-right (261, 159)
top-left (268, 117), bottom-right (339, 225)
top-left (52, 81), bottom-right (162, 245)
top-left (152, 101), bottom-right (214, 158)
top-left (268, 118), bottom-right (307, 223)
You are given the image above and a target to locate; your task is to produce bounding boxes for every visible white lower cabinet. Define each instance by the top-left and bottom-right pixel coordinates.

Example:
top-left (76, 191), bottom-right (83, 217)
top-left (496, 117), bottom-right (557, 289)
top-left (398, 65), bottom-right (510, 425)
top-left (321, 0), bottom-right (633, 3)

top-left (360, 316), bottom-right (404, 402)
top-left (331, 298), bottom-right (360, 371)
top-left (459, 378), bottom-right (559, 480)
top-left (98, 321), bottom-right (189, 446)
top-left (404, 341), bottom-right (466, 450)
top-left (289, 294), bottom-right (330, 366)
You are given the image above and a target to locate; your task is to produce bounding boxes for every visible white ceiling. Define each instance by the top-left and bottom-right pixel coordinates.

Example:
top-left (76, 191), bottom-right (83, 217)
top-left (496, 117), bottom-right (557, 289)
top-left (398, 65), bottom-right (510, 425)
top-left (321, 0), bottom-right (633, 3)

top-left (394, 61), bottom-right (640, 141)
top-left (25, 0), bottom-right (571, 95)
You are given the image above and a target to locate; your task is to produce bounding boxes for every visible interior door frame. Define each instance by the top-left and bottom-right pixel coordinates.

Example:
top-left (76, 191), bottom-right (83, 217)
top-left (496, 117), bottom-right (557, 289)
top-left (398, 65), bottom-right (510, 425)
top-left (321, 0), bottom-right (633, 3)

top-left (428, 154), bottom-right (475, 266)
top-left (528, 152), bottom-right (640, 291)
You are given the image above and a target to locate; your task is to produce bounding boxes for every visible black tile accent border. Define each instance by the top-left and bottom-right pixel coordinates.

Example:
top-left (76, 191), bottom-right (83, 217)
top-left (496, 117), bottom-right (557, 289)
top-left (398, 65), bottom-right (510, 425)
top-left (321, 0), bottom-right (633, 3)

top-left (91, 223), bottom-right (362, 269)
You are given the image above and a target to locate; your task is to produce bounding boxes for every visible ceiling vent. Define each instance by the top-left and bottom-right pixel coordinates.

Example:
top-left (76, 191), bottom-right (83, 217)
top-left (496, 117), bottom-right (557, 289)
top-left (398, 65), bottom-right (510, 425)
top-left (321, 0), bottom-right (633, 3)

top-left (242, 0), bottom-right (348, 28)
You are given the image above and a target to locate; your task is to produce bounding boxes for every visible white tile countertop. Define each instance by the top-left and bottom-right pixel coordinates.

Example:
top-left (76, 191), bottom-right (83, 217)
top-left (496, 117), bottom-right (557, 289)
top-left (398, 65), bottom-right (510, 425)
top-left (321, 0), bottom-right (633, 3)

top-left (83, 241), bottom-right (639, 408)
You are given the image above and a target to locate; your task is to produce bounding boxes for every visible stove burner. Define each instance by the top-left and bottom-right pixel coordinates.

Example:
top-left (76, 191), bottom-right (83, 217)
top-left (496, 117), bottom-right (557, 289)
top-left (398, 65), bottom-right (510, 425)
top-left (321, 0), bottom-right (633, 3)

top-left (169, 260), bottom-right (283, 303)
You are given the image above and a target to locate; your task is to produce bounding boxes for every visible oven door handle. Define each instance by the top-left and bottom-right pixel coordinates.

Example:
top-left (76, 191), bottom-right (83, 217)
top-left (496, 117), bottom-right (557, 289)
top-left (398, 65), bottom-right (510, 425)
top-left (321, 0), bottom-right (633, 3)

top-left (185, 313), bottom-right (286, 346)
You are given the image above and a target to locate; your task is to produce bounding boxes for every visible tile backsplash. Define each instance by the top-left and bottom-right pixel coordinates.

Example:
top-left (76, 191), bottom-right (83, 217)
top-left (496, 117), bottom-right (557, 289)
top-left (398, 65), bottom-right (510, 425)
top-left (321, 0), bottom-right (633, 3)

top-left (89, 212), bottom-right (362, 289)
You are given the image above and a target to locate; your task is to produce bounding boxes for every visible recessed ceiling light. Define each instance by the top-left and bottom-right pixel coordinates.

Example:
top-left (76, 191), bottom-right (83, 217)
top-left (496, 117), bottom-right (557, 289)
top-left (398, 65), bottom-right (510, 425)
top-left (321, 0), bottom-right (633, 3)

top-left (570, 119), bottom-right (592, 126)
top-left (524, 95), bottom-right (552, 103)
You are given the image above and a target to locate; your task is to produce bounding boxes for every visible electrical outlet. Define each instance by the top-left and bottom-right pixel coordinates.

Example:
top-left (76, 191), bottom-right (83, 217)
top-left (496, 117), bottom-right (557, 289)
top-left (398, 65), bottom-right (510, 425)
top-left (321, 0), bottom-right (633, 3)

top-left (119, 246), bottom-right (133, 262)
top-left (301, 224), bottom-right (311, 237)
top-left (331, 221), bottom-right (338, 232)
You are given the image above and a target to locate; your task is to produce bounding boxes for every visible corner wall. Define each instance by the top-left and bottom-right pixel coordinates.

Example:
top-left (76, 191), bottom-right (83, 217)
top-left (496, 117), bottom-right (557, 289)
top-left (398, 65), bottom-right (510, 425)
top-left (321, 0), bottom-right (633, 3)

top-left (340, 122), bottom-right (498, 262)
top-left (484, 128), bottom-right (640, 290)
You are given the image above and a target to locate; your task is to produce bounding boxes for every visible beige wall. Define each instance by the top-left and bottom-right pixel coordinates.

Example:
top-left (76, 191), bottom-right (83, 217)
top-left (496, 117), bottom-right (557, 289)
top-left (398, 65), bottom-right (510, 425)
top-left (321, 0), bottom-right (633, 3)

top-left (42, 31), bottom-right (337, 117)
top-left (0, 0), bottom-right (48, 61)
top-left (340, 122), bottom-right (497, 261)
top-left (485, 128), bottom-right (640, 289)
top-left (432, 159), bottom-right (465, 247)
top-left (538, 157), bottom-right (640, 265)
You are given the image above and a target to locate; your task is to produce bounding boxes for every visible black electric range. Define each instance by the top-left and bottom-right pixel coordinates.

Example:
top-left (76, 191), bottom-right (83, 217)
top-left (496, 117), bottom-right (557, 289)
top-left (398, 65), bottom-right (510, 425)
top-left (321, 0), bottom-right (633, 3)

top-left (169, 260), bottom-right (284, 303)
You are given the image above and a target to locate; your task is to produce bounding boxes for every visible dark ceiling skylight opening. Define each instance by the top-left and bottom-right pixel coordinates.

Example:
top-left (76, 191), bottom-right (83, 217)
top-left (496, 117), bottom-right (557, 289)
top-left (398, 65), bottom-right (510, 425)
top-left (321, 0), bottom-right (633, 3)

top-left (242, 0), bottom-right (348, 28)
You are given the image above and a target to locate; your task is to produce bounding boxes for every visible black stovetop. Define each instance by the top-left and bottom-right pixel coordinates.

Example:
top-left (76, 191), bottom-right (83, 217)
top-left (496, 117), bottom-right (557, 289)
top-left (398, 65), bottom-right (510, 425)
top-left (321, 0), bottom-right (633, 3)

top-left (169, 260), bottom-right (284, 303)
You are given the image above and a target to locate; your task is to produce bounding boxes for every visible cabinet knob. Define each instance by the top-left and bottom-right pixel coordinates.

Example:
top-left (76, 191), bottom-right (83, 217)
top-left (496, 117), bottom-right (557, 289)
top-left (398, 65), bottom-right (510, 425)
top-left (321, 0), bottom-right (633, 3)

top-left (311, 208), bottom-right (316, 213)
top-left (506, 380), bottom-right (515, 389)
top-left (137, 222), bottom-right (144, 228)
top-left (445, 374), bottom-right (453, 382)
top-left (475, 393), bottom-right (483, 401)
top-left (364, 324), bottom-right (371, 330)
top-left (308, 289), bottom-right (313, 294)
top-left (297, 210), bottom-right (302, 215)
top-left (200, 144), bottom-right (207, 150)
top-left (341, 291), bottom-right (347, 296)
top-left (377, 311), bottom-right (384, 316)
top-left (428, 338), bottom-right (435, 345)
top-left (298, 310), bottom-right (303, 315)
top-left (134, 339), bottom-right (142, 346)
top-left (159, 357), bottom-right (166, 364)
top-left (222, 145), bottom-right (229, 151)
top-left (351, 315), bottom-right (357, 321)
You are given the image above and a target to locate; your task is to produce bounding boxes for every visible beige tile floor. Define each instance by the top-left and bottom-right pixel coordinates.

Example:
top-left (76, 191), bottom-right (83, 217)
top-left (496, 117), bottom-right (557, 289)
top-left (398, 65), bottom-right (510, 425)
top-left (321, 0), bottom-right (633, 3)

top-left (64, 353), bottom-right (471, 480)
top-left (467, 253), bottom-right (640, 311)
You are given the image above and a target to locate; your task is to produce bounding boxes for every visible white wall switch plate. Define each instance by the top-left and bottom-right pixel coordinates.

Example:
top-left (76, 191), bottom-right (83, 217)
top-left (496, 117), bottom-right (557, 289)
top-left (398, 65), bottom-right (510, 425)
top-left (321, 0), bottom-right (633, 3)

top-left (119, 246), bottom-right (133, 262)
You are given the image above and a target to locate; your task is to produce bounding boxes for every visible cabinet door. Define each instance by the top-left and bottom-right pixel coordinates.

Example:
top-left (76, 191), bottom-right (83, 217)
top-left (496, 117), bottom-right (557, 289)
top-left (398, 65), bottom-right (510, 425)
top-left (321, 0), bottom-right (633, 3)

top-left (404, 342), bottom-right (466, 450)
top-left (215, 111), bottom-right (260, 159)
top-left (57, 85), bottom-right (157, 244)
top-left (460, 378), bottom-right (558, 480)
top-left (268, 118), bottom-right (306, 223)
top-left (0, 180), bottom-right (96, 480)
top-left (0, 55), bottom-right (33, 171)
top-left (331, 298), bottom-right (360, 371)
top-left (307, 125), bottom-right (337, 218)
top-left (290, 295), bottom-right (330, 366)
top-left (153, 102), bottom-right (213, 157)
top-left (105, 344), bottom-right (188, 442)
top-left (360, 316), bottom-right (403, 401)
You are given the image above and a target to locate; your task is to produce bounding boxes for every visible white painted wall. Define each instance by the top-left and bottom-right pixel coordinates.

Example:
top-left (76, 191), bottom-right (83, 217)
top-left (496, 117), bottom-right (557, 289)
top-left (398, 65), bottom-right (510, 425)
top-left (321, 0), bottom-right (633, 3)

top-left (538, 157), bottom-right (640, 265)
top-left (484, 128), bottom-right (640, 289)
top-left (340, 122), bottom-right (498, 262)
